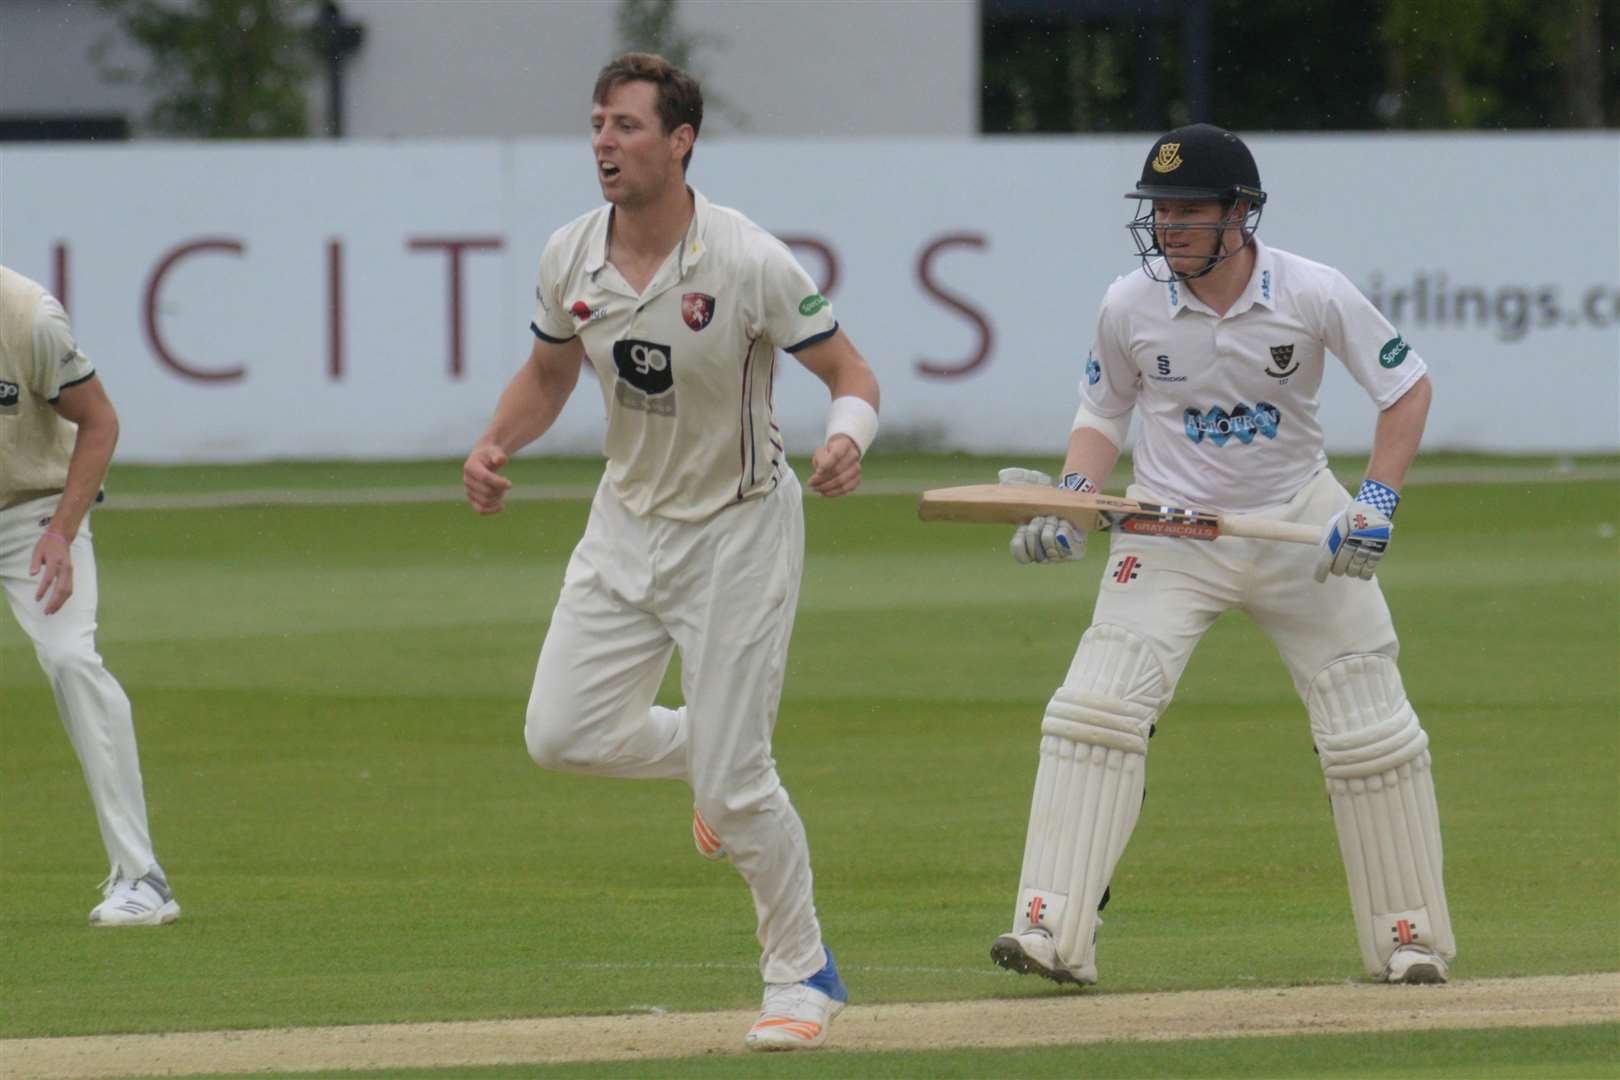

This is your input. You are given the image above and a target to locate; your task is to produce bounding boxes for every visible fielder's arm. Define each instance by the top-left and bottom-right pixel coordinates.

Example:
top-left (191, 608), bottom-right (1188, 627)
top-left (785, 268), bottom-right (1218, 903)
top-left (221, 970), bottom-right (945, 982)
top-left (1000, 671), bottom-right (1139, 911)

top-left (793, 328), bottom-right (880, 498)
top-left (31, 375), bottom-right (119, 614)
top-left (463, 335), bottom-right (585, 515)
top-left (47, 374), bottom-right (119, 543)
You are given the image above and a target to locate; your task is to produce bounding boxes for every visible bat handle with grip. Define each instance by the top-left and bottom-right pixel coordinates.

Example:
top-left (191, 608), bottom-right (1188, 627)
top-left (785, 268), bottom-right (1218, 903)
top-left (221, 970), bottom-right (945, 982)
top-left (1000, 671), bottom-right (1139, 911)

top-left (1218, 514), bottom-right (1323, 546)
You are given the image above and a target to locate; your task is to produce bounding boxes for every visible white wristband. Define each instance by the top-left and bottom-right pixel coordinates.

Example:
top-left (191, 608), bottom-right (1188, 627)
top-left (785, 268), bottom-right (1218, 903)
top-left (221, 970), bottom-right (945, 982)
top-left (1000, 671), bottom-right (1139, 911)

top-left (825, 395), bottom-right (879, 458)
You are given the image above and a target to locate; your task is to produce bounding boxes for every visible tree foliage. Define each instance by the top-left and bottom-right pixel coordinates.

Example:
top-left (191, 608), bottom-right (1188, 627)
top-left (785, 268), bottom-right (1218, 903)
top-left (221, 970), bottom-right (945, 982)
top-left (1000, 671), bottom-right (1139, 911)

top-left (97, 0), bottom-right (317, 138)
top-left (981, 0), bottom-right (1619, 133)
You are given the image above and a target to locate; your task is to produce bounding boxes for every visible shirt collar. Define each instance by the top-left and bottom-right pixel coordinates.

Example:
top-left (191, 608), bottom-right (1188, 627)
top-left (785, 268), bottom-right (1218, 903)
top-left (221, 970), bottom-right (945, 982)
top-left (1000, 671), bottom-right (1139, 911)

top-left (1165, 238), bottom-right (1276, 317)
top-left (1232, 238), bottom-right (1277, 314)
top-left (584, 186), bottom-right (711, 277)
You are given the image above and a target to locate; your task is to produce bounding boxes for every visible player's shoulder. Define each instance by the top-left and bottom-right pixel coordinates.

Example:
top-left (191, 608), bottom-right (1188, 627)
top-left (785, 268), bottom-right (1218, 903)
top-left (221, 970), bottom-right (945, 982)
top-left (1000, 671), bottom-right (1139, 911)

top-left (1267, 246), bottom-right (1356, 298)
top-left (1101, 265), bottom-right (1166, 312)
top-left (540, 205), bottom-right (610, 268)
top-left (0, 264), bottom-right (49, 314)
top-left (701, 199), bottom-right (792, 265)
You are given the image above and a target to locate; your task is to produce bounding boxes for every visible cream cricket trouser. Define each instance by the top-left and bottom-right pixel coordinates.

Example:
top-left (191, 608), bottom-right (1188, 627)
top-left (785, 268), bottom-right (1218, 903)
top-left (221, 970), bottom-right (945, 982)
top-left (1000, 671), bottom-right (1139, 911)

top-left (1, 495), bottom-right (158, 881)
top-left (1088, 468), bottom-right (1400, 693)
top-left (524, 470), bottom-right (823, 985)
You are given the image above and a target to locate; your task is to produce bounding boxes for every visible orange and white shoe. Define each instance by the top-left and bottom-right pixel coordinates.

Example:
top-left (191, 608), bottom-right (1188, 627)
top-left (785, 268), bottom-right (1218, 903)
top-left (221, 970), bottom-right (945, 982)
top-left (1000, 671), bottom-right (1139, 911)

top-left (692, 806), bottom-right (726, 861)
top-left (744, 948), bottom-right (847, 1051)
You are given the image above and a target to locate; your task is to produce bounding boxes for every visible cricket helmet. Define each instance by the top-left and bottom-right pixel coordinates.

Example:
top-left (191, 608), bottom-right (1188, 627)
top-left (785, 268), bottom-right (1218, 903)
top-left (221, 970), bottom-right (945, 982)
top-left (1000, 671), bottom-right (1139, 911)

top-left (1125, 123), bottom-right (1266, 282)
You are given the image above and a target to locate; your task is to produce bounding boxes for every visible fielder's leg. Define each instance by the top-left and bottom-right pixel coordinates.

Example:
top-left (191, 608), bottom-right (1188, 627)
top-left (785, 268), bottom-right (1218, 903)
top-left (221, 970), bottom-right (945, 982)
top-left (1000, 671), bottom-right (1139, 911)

top-left (524, 487), bottom-right (687, 780)
top-left (1307, 654), bottom-right (1455, 981)
top-left (1, 512), bottom-right (175, 925)
top-left (993, 624), bottom-right (1171, 984)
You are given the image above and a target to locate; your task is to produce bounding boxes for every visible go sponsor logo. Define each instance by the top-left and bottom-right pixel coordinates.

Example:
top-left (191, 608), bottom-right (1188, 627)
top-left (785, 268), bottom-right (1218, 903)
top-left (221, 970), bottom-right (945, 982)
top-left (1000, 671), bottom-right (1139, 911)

top-left (612, 338), bottom-right (674, 396)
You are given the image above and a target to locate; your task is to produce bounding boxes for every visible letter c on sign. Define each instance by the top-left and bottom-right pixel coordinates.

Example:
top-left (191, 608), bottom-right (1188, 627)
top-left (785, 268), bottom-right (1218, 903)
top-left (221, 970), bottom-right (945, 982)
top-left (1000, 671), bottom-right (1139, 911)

top-left (144, 238), bottom-right (247, 382)
top-left (916, 233), bottom-right (993, 378)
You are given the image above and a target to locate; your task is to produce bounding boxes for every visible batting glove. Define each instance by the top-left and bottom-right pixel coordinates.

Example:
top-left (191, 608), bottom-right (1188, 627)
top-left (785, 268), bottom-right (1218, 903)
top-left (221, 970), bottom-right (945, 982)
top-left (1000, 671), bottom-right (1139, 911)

top-left (999, 467), bottom-right (1093, 565)
top-left (1314, 479), bottom-right (1398, 582)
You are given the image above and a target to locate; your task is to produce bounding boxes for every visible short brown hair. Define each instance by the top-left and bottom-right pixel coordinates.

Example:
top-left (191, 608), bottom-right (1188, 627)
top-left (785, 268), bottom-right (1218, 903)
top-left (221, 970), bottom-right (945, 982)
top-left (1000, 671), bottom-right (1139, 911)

top-left (593, 52), bottom-right (704, 171)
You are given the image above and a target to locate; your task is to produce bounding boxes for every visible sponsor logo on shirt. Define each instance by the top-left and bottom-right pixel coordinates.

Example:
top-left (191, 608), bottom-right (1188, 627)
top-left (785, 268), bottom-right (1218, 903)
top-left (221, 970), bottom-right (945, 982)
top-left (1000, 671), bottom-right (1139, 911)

top-left (1183, 402), bottom-right (1281, 446)
top-left (1113, 555), bottom-right (1142, 583)
top-left (1265, 344), bottom-right (1299, 379)
top-left (0, 380), bottom-right (18, 413)
top-left (570, 300), bottom-right (608, 322)
top-left (1086, 354), bottom-right (1101, 385)
top-left (1149, 354), bottom-right (1187, 382)
top-left (1379, 335), bottom-right (1411, 368)
top-left (682, 292), bottom-right (716, 332)
top-left (798, 293), bottom-right (830, 317)
top-left (612, 338), bottom-right (674, 395)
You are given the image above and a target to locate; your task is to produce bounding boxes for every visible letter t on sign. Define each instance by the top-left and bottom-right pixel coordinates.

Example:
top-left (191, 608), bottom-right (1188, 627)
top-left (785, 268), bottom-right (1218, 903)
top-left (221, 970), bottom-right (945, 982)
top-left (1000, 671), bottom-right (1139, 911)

top-left (407, 236), bottom-right (505, 378)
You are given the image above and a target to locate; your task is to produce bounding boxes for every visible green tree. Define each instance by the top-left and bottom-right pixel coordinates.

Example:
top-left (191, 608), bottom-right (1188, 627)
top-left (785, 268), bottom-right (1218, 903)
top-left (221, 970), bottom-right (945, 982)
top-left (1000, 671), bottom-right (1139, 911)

top-left (96, 0), bottom-right (317, 138)
top-left (614, 0), bottom-right (744, 129)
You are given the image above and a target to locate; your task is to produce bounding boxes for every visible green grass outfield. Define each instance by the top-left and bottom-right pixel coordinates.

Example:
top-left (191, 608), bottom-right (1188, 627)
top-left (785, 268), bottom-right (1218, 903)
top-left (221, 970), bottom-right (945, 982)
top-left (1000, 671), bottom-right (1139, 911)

top-left (1, 454), bottom-right (1615, 1077)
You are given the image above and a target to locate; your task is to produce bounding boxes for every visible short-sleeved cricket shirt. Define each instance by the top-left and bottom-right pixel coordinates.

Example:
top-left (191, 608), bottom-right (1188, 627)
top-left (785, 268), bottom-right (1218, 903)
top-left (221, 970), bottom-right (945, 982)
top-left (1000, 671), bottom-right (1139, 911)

top-left (0, 266), bottom-right (97, 508)
top-left (530, 188), bottom-right (836, 522)
top-left (1081, 241), bottom-right (1427, 514)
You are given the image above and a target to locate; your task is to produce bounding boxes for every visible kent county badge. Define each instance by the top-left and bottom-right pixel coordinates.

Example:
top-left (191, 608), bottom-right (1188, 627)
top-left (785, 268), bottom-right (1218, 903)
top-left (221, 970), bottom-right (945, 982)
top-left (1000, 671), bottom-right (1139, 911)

top-left (682, 292), bottom-right (715, 332)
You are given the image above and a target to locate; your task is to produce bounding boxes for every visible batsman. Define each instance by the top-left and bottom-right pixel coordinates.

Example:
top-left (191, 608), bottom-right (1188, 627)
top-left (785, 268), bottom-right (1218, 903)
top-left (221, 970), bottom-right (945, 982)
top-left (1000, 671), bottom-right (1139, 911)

top-left (991, 123), bottom-right (1453, 987)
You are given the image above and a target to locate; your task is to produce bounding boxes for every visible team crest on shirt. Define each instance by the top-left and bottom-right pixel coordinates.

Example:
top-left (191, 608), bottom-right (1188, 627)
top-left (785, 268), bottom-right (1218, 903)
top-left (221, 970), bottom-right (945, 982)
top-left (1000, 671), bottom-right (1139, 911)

top-left (681, 292), bottom-right (716, 332)
top-left (1265, 344), bottom-right (1299, 379)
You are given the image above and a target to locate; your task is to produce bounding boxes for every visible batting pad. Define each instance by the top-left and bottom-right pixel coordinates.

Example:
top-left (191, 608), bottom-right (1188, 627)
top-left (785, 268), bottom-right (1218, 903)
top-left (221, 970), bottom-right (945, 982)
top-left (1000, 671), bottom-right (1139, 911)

top-left (1308, 654), bottom-right (1455, 977)
top-left (1014, 625), bottom-right (1166, 979)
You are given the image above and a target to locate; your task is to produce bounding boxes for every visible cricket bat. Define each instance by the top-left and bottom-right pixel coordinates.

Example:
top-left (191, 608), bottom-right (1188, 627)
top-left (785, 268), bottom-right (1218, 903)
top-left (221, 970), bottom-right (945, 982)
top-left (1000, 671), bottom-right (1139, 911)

top-left (917, 484), bottom-right (1322, 545)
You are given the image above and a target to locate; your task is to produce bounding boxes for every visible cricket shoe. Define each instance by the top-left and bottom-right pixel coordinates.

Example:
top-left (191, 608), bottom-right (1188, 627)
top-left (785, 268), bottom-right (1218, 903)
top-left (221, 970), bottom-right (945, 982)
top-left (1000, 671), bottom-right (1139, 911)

top-left (744, 947), bottom-right (847, 1051)
top-left (90, 872), bottom-right (180, 927)
top-left (1383, 945), bottom-right (1449, 984)
top-left (990, 927), bottom-right (1095, 985)
top-left (692, 806), bottom-right (726, 861)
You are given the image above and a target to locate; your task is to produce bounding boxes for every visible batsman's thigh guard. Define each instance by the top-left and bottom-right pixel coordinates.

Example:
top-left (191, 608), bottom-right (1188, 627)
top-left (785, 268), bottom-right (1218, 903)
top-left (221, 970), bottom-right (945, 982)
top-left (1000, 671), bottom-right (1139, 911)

top-left (1308, 654), bottom-right (1455, 977)
top-left (1014, 624), bottom-right (1168, 980)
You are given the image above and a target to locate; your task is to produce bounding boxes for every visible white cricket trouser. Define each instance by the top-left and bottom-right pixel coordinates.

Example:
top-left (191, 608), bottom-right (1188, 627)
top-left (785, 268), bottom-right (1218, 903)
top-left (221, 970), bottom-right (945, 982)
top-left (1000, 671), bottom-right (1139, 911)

top-left (1086, 468), bottom-right (1400, 695)
top-left (1, 495), bottom-right (158, 881)
top-left (524, 470), bottom-right (823, 985)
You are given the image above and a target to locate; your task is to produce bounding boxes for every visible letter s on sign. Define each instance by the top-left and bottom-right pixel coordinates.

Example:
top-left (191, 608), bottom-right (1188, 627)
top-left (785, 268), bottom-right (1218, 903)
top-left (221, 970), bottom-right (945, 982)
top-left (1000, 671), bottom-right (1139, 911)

top-left (915, 233), bottom-right (993, 379)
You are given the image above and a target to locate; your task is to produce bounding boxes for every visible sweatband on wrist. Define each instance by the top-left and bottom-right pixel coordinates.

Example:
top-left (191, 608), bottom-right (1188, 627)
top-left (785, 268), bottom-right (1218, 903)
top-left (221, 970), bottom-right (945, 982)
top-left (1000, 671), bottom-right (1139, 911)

top-left (1356, 478), bottom-right (1400, 517)
top-left (825, 395), bottom-right (878, 458)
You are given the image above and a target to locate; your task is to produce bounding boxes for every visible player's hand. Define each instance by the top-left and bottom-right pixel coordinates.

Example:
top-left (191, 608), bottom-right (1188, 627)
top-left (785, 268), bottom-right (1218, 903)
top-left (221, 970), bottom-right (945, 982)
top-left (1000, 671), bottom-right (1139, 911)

top-left (809, 435), bottom-right (861, 497)
top-left (463, 444), bottom-right (513, 515)
top-left (30, 531), bottom-right (74, 615)
top-left (1315, 499), bottom-right (1392, 582)
top-left (998, 468), bottom-right (1086, 565)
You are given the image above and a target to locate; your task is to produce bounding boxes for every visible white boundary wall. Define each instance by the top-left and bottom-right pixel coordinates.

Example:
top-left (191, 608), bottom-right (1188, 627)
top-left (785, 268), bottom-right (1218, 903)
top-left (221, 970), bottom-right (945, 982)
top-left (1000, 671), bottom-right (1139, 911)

top-left (2, 134), bottom-right (1615, 462)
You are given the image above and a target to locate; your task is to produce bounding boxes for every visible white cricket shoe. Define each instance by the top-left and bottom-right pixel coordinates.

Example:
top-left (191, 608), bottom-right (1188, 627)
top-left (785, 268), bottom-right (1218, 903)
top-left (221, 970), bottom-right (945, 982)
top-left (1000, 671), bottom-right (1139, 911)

top-left (990, 927), bottom-right (1095, 985)
top-left (1383, 945), bottom-right (1449, 984)
top-left (692, 806), bottom-right (726, 861)
top-left (90, 873), bottom-right (180, 927)
top-left (744, 948), bottom-right (847, 1051)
